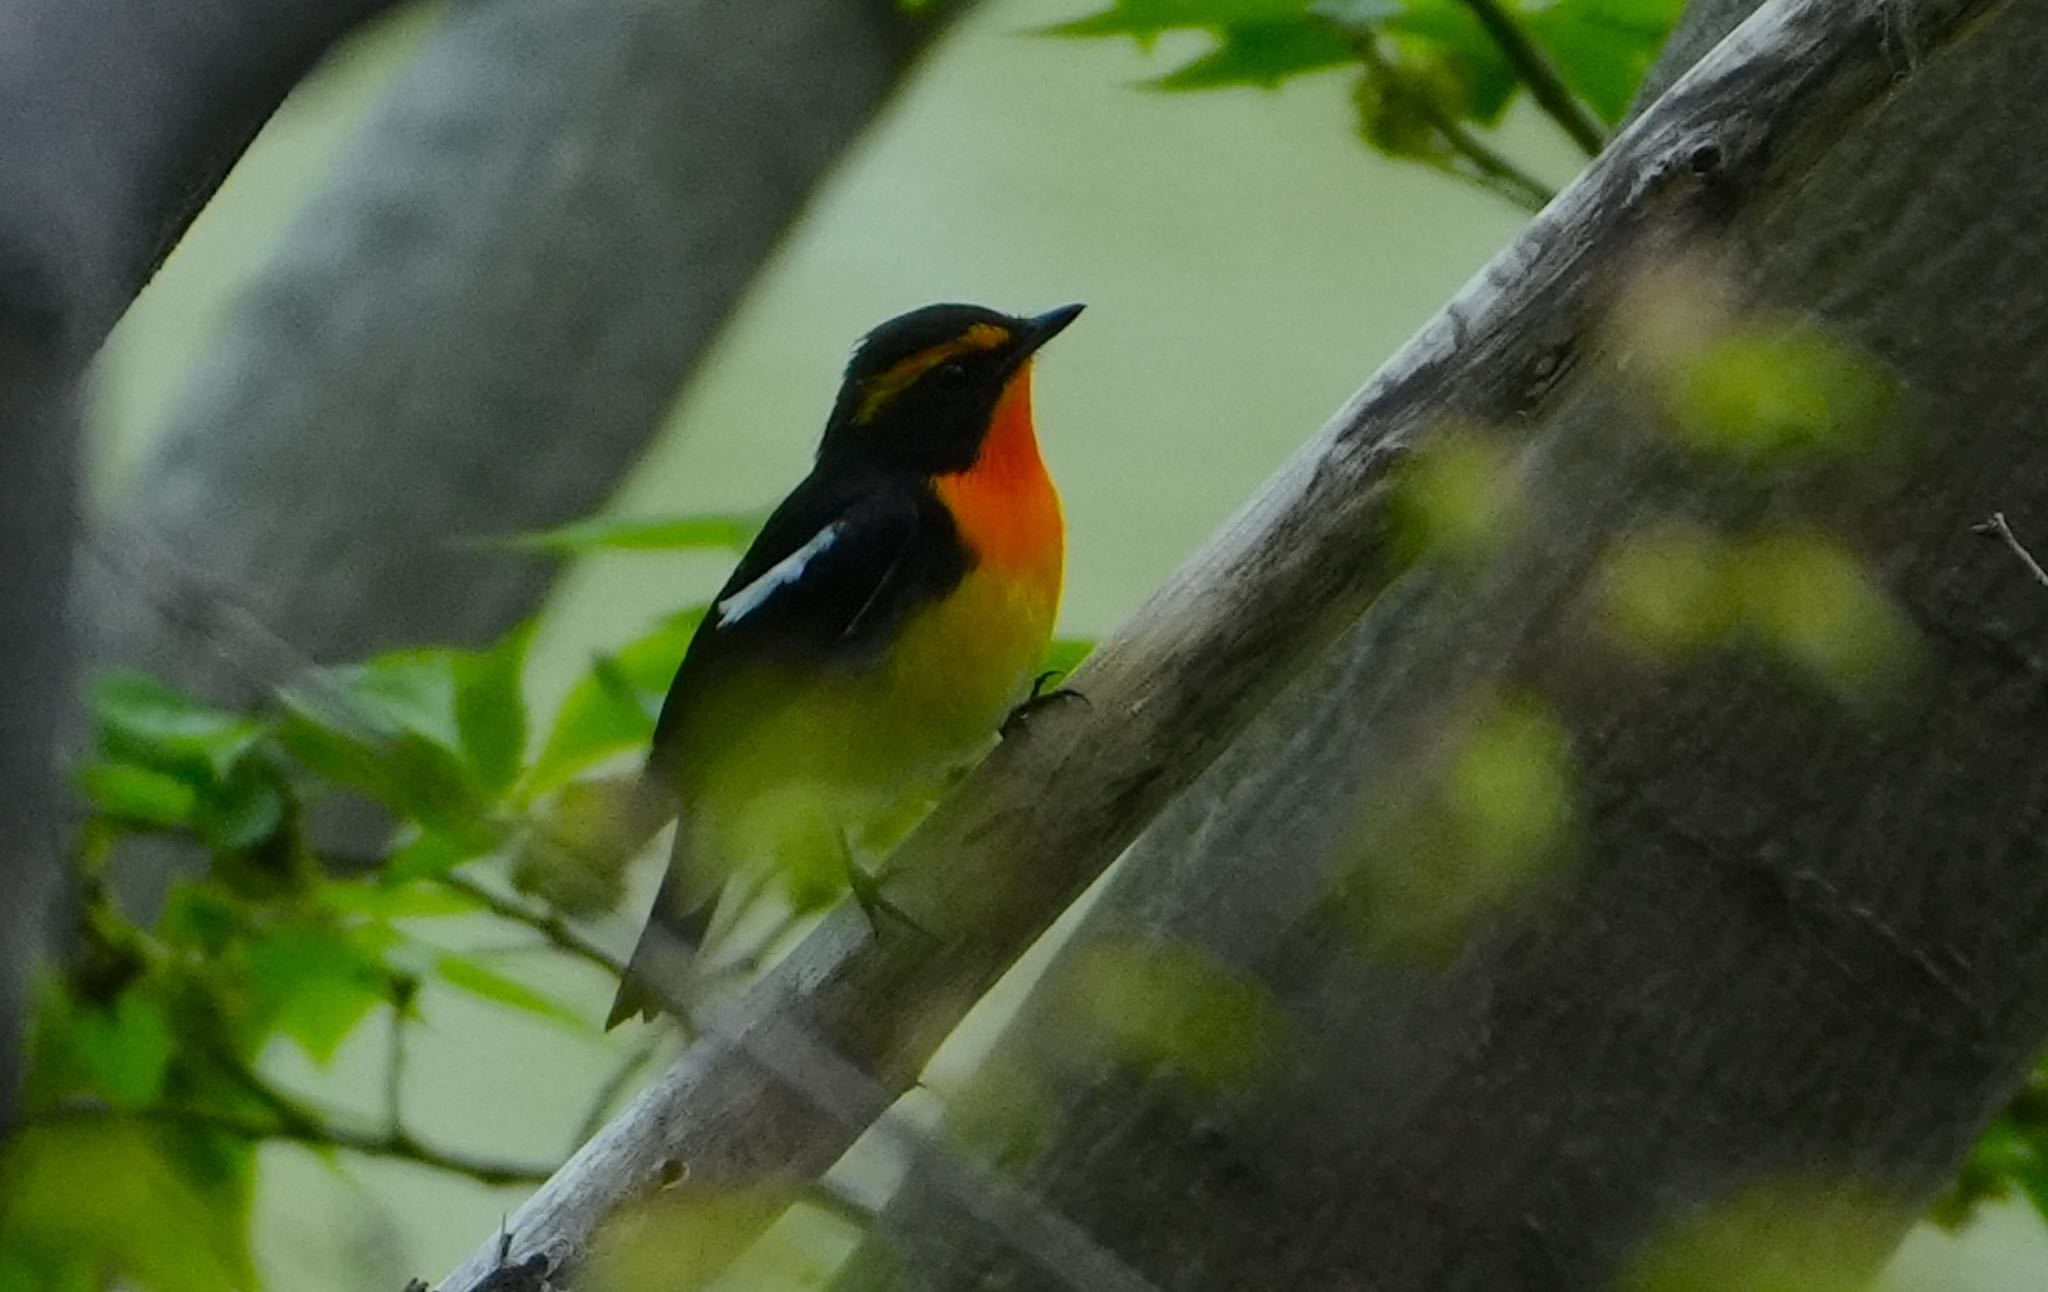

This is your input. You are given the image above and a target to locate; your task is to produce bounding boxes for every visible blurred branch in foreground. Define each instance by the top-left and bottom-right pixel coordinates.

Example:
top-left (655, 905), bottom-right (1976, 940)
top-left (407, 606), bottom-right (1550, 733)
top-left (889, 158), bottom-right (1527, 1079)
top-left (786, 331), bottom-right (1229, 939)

top-left (0, 0), bottom-right (408, 1138)
top-left (80, 0), bottom-right (961, 702)
top-left (438, 0), bottom-right (2009, 1287)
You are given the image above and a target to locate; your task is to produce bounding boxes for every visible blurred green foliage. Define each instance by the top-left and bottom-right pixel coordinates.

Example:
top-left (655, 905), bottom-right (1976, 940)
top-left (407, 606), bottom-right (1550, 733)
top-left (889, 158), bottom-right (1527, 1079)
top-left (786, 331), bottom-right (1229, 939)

top-left (1050, 0), bottom-right (1686, 206)
top-left (586, 1182), bottom-right (807, 1292)
top-left (1657, 323), bottom-right (1900, 463)
top-left (1060, 936), bottom-right (1286, 1094)
top-left (1935, 1058), bottom-right (2048, 1230)
top-left (6, 508), bottom-right (1086, 1290)
top-left (1335, 688), bottom-right (1577, 964)
top-left (1600, 523), bottom-right (1919, 703)
top-left (1617, 1180), bottom-right (1894, 1292)
top-left (1388, 425), bottom-right (1528, 568)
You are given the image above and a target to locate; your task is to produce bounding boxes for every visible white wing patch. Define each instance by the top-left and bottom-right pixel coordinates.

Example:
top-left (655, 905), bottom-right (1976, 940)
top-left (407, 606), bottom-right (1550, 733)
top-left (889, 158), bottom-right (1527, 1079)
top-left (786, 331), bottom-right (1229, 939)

top-left (714, 522), bottom-right (844, 628)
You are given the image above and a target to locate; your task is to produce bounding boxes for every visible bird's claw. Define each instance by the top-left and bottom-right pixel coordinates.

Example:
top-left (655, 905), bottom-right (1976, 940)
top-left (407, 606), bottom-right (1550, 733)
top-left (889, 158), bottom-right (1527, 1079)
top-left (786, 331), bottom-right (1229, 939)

top-left (1001, 671), bottom-right (1089, 738)
top-left (845, 858), bottom-right (931, 942)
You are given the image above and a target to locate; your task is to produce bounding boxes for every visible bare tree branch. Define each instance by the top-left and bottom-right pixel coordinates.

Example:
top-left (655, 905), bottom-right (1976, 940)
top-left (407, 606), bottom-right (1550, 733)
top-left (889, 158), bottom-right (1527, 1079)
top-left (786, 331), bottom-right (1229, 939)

top-left (439, 0), bottom-right (2002, 1283)
top-left (1973, 512), bottom-right (2048, 590)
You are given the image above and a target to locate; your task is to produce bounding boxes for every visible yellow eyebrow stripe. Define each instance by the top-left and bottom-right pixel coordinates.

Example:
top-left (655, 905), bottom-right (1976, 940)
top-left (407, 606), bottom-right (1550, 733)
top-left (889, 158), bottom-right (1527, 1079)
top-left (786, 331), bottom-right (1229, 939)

top-left (856, 322), bottom-right (1011, 424)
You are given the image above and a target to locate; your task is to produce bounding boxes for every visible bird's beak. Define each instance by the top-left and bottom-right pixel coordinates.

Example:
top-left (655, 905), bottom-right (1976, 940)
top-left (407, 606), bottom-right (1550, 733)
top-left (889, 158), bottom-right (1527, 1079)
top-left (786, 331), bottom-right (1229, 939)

top-left (1019, 303), bottom-right (1085, 357)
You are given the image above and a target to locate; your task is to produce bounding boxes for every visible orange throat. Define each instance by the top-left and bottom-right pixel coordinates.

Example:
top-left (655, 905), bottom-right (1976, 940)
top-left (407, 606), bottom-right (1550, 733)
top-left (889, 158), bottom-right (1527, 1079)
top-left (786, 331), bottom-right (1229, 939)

top-left (933, 362), bottom-right (1064, 605)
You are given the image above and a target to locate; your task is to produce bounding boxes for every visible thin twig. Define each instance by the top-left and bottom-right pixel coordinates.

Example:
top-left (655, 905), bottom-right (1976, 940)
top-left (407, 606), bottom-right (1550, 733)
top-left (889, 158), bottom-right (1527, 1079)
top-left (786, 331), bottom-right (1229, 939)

top-left (385, 1005), bottom-right (409, 1137)
top-left (1973, 512), bottom-right (2048, 589)
top-left (23, 1102), bottom-right (556, 1188)
top-left (1355, 35), bottom-right (1556, 213)
top-left (1455, 0), bottom-right (1609, 156)
top-left (434, 872), bottom-right (627, 979)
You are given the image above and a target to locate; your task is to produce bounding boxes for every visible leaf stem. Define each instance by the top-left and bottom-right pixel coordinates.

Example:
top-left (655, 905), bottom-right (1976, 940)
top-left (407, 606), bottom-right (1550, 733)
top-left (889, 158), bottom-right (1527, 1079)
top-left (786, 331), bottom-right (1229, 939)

top-left (1454, 0), bottom-right (1607, 156)
top-left (385, 1004), bottom-right (409, 1137)
top-left (24, 1101), bottom-right (556, 1187)
top-left (433, 871), bottom-right (627, 979)
top-left (1355, 35), bottom-right (1555, 213)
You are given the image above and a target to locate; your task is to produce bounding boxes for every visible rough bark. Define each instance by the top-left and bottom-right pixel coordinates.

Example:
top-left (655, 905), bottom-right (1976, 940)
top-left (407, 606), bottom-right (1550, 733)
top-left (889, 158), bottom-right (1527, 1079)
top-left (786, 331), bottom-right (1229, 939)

top-left (80, 0), bottom-right (953, 698)
top-left (831, 0), bottom-right (2048, 1288)
top-left (439, 0), bottom-right (2005, 1285)
top-left (0, 0), bottom-right (405, 1136)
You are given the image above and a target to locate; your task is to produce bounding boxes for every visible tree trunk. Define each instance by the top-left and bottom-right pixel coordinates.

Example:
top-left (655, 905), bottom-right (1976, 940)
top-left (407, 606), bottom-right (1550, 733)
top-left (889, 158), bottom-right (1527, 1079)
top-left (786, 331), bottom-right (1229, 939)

top-left (0, 0), bottom-right (406, 1132)
top-left (832, 0), bottom-right (2048, 1288)
top-left (78, 0), bottom-right (954, 702)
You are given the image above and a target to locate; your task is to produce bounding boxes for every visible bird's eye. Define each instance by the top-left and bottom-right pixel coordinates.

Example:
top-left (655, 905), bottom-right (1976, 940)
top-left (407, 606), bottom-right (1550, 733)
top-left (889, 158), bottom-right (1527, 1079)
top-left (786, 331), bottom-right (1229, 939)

top-left (932, 362), bottom-right (971, 390)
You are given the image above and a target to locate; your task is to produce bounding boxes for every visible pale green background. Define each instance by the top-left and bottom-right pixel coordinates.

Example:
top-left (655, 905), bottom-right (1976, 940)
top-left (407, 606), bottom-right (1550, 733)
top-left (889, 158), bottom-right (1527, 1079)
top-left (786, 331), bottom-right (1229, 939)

top-left (87, 1), bottom-right (2045, 1287)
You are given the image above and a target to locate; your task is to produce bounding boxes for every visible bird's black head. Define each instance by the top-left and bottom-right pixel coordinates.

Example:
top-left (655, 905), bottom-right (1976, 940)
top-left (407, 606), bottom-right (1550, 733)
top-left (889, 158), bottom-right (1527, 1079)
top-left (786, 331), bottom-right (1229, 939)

top-left (817, 302), bottom-right (1084, 473)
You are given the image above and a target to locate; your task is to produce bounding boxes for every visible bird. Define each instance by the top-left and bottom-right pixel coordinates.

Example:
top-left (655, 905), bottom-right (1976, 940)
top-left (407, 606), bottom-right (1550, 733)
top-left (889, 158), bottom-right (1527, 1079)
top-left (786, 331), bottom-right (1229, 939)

top-left (606, 301), bottom-right (1083, 1026)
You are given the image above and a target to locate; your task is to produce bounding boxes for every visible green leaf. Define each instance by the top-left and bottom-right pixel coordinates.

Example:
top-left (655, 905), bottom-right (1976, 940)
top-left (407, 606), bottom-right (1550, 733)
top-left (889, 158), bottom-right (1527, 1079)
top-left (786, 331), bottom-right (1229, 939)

top-left (1040, 638), bottom-right (1095, 678)
top-left (1150, 19), bottom-right (1354, 88)
top-left (293, 651), bottom-right (463, 750)
top-left (1319, 0), bottom-right (1478, 54)
top-left (61, 990), bottom-right (175, 1111)
top-left (193, 763), bottom-right (290, 855)
top-left (522, 610), bottom-right (700, 795)
top-left (76, 762), bottom-right (196, 829)
top-left (281, 716), bottom-right (487, 840)
top-left (242, 925), bottom-right (391, 1064)
top-left (1048, 0), bottom-right (1317, 39)
top-left (455, 621), bottom-right (534, 794)
top-left (382, 829), bottom-right (491, 886)
top-left (157, 883), bottom-right (244, 956)
top-left (1524, 0), bottom-right (1686, 124)
top-left (0, 1122), bottom-right (257, 1292)
top-left (316, 876), bottom-right (481, 920)
top-left (435, 954), bottom-right (586, 1029)
top-left (89, 671), bottom-right (266, 781)
top-left (1324, 0), bottom-right (1519, 123)
top-left (496, 512), bottom-right (762, 555)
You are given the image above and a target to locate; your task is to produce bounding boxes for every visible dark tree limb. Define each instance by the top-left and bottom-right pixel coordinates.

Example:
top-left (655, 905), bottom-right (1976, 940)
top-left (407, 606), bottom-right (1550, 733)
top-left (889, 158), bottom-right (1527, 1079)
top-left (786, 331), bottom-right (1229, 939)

top-left (439, 0), bottom-right (2003, 1283)
top-left (0, 0), bottom-right (407, 1136)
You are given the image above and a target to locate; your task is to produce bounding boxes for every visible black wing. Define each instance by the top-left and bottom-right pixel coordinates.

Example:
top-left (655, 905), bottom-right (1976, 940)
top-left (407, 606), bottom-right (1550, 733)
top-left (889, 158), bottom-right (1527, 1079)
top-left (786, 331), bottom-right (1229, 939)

top-left (646, 469), bottom-right (966, 767)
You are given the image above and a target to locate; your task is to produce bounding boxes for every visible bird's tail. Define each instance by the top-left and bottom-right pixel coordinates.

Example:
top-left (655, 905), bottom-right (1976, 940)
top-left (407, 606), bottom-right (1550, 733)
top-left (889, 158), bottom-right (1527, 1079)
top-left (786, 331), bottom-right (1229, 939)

top-left (605, 827), bottom-right (717, 1029)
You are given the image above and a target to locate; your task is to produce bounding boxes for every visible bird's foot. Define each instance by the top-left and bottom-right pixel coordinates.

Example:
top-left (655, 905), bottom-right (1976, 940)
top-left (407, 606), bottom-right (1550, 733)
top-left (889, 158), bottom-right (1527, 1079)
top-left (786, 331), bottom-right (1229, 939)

top-left (1000, 670), bottom-right (1089, 739)
top-left (844, 856), bottom-right (931, 942)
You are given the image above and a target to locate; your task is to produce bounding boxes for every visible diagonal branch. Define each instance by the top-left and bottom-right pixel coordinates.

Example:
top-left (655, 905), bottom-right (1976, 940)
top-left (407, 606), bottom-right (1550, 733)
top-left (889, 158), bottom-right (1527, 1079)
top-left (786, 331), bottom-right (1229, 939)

top-left (439, 0), bottom-right (2003, 1285)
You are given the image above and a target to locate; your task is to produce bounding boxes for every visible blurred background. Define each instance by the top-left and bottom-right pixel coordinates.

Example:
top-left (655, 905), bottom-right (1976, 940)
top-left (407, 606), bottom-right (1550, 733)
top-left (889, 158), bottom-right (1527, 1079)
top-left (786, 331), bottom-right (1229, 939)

top-left (53, 0), bottom-right (2048, 1287)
